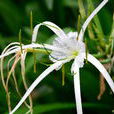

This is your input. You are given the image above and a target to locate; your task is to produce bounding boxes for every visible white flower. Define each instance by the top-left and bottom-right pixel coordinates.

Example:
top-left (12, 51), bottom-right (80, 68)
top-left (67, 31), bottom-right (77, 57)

top-left (9, 23), bottom-right (114, 114)
top-left (49, 32), bottom-right (85, 69)
top-left (0, 0), bottom-right (112, 114)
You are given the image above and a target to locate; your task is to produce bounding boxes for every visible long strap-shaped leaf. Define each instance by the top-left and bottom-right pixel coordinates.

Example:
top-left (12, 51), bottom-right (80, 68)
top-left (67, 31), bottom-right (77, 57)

top-left (87, 54), bottom-right (114, 93)
top-left (10, 59), bottom-right (69, 114)
top-left (73, 59), bottom-right (83, 114)
top-left (78, 0), bottom-right (108, 41)
top-left (32, 21), bottom-right (67, 43)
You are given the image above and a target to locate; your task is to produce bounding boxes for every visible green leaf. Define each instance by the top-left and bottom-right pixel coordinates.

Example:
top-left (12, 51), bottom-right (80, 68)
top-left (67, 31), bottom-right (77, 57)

top-left (5, 102), bottom-right (111, 114)
top-left (87, 0), bottom-right (104, 40)
top-left (0, 0), bottom-right (22, 34)
top-left (45, 0), bottom-right (54, 10)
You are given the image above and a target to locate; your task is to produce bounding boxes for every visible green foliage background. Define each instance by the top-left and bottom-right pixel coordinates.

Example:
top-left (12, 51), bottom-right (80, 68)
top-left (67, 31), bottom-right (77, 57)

top-left (0, 0), bottom-right (114, 114)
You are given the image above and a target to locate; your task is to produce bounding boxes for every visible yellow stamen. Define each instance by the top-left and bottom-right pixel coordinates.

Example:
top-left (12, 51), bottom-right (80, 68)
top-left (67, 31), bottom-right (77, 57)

top-left (62, 65), bottom-right (65, 86)
top-left (19, 29), bottom-right (23, 53)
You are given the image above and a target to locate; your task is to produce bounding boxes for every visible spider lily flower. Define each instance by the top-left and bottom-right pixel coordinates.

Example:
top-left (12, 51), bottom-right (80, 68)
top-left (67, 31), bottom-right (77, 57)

top-left (9, 27), bottom-right (114, 114)
top-left (0, 0), bottom-right (113, 114)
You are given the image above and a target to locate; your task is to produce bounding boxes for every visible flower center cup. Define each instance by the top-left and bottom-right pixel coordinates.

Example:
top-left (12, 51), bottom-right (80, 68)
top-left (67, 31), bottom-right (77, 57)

top-left (49, 32), bottom-right (86, 69)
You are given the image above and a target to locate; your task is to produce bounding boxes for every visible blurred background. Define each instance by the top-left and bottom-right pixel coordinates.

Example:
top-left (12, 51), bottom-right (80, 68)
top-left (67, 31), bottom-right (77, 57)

top-left (0, 0), bottom-right (114, 114)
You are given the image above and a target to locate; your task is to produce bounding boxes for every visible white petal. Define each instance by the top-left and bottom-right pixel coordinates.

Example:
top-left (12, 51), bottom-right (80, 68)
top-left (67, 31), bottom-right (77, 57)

top-left (67, 32), bottom-right (78, 39)
top-left (72, 60), bottom-right (83, 114)
top-left (1, 42), bottom-right (19, 54)
top-left (78, 0), bottom-right (108, 41)
top-left (0, 47), bottom-right (19, 59)
top-left (29, 43), bottom-right (62, 52)
top-left (32, 21), bottom-right (67, 43)
top-left (87, 54), bottom-right (114, 93)
top-left (0, 42), bottom-right (20, 58)
top-left (74, 54), bottom-right (85, 68)
top-left (0, 43), bottom-right (60, 59)
top-left (10, 59), bottom-right (69, 114)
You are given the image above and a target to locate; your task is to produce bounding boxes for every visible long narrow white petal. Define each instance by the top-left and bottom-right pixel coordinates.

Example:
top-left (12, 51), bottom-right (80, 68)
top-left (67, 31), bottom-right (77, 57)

top-left (1, 42), bottom-right (19, 57)
top-left (1, 42), bottom-right (19, 53)
top-left (72, 59), bottom-right (83, 114)
top-left (87, 54), bottom-right (114, 93)
top-left (10, 59), bottom-right (69, 114)
top-left (0, 43), bottom-right (61, 59)
top-left (78, 0), bottom-right (108, 41)
top-left (32, 21), bottom-right (67, 43)
top-left (26, 43), bottom-right (63, 52)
